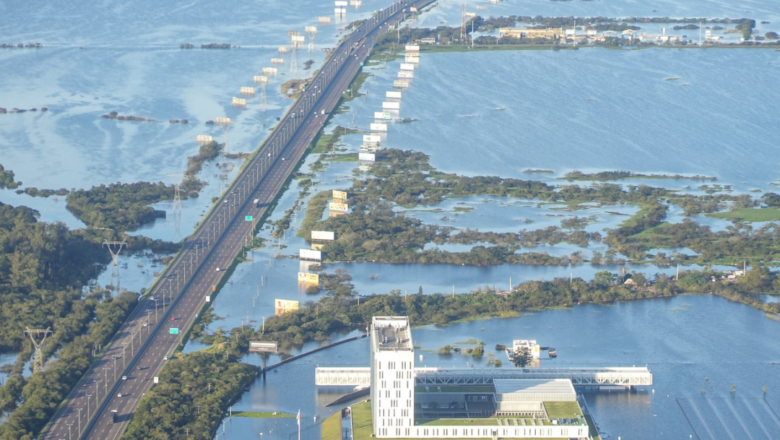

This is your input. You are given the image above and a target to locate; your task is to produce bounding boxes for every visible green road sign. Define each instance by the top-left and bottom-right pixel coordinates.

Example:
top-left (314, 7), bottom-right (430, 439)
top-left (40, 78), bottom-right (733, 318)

top-left (170, 328), bottom-right (179, 335)
top-left (245, 216), bottom-right (253, 221)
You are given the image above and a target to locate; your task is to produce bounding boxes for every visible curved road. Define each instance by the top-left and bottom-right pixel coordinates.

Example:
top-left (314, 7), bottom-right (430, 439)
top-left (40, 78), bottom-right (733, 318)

top-left (40, 1), bottom-right (428, 439)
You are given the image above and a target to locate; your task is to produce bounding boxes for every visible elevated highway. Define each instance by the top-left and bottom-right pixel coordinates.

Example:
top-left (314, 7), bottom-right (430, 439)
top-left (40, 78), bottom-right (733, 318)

top-left (41, 1), bottom-right (429, 439)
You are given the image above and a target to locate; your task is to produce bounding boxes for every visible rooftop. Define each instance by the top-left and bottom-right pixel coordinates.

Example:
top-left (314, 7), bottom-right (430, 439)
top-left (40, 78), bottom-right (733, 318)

top-left (372, 316), bottom-right (413, 351)
top-left (494, 379), bottom-right (576, 396)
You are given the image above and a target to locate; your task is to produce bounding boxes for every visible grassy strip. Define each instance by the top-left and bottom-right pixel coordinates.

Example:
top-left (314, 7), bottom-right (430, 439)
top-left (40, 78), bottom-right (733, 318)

top-left (708, 207), bottom-right (780, 222)
top-left (544, 401), bottom-right (584, 419)
top-left (232, 411), bottom-right (294, 418)
top-left (321, 412), bottom-right (342, 440)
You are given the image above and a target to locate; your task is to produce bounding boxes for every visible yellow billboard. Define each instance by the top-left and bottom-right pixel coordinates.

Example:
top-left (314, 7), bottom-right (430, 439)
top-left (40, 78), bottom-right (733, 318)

top-left (332, 190), bottom-right (347, 200)
top-left (275, 299), bottom-right (299, 316)
top-left (297, 273), bottom-right (320, 284)
top-left (329, 202), bottom-right (349, 212)
top-left (329, 212), bottom-right (345, 218)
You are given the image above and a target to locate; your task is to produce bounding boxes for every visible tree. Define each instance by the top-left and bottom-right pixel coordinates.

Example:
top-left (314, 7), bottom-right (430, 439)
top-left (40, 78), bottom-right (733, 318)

top-left (509, 347), bottom-right (533, 367)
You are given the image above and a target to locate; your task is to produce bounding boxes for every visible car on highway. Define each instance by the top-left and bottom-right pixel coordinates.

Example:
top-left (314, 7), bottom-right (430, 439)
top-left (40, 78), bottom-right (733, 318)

top-left (117, 393), bottom-right (122, 397)
top-left (170, 317), bottom-right (175, 321)
top-left (216, 267), bottom-right (221, 272)
top-left (164, 356), bottom-right (168, 361)
top-left (122, 375), bottom-right (127, 380)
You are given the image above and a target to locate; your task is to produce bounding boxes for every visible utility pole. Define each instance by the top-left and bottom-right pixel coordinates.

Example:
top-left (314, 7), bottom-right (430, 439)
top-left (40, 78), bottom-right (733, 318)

top-left (24, 327), bottom-right (52, 373)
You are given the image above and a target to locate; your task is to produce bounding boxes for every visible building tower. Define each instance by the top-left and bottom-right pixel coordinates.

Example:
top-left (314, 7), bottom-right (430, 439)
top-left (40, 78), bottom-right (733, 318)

top-left (370, 317), bottom-right (415, 438)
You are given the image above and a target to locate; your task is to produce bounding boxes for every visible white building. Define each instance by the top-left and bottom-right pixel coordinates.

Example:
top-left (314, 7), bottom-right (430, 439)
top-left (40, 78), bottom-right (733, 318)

top-left (371, 317), bottom-right (415, 438)
top-left (512, 339), bottom-right (541, 359)
top-left (368, 318), bottom-right (588, 439)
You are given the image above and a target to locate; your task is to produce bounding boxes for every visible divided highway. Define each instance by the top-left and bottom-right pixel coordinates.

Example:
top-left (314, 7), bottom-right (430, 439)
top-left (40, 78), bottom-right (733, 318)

top-left (40, 1), bottom-right (428, 439)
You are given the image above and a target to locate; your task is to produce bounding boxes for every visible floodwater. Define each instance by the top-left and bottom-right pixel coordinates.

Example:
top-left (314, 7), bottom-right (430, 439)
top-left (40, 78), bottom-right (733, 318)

top-left (207, 294), bottom-right (780, 439)
top-left (4, 0), bottom-right (780, 438)
top-left (357, 48), bottom-right (780, 192)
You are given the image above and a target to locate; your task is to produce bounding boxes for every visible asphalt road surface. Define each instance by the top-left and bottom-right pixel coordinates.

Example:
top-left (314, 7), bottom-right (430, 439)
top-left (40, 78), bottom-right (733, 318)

top-left (40, 1), bottom-right (428, 439)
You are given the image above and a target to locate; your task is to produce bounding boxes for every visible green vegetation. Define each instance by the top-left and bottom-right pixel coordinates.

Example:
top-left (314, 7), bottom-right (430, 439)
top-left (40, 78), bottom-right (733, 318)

top-left (544, 402), bottom-right (583, 419)
top-left (296, 148), bottom-right (780, 268)
top-left (351, 401), bottom-right (373, 440)
top-left (182, 141), bottom-right (221, 193)
top-left (509, 347), bottom-right (533, 367)
top-left (708, 207), bottom-right (780, 222)
top-left (66, 182), bottom-right (181, 232)
top-left (0, 290), bottom-right (138, 439)
top-left (232, 411), bottom-right (293, 418)
top-left (321, 411), bottom-right (342, 440)
top-left (0, 202), bottom-right (110, 353)
top-left (312, 126), bottom-right (359, 154)
top-left (0, 164), bottom-right (20, 190)
top-left (122, 345), bottom-right (258, 440)
top-left (563, 170), bottom-right (716, 182)
top-left (260, 265), bottom-right (780, 353)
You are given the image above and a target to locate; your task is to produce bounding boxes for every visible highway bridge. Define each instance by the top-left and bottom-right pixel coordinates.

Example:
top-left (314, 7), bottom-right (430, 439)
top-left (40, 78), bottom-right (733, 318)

top-left (41, 1), bottom-right (430, 439)
top-left (315, 367), bottom-right (654, 388)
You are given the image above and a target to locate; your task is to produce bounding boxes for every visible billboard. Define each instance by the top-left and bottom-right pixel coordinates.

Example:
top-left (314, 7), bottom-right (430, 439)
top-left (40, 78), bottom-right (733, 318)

top-left (370, 123), bottom-right (388, 132)
top-left (275, 299), bottom-right (299, 315)
top-left (410, 6), bottom-right (418, 12)
top-left (405, 56), bottom-right (420, 64)
top-left (393, 80), bottom-right (409, 88)
top-left (332, 190), bottom-right (347, 200)
top-left (249, 341), bottom-right (279, 353)
top-left (334, 7), bottom-right (346, 14)
top-left (240, 86), bottom-right (255, 94)
top-left (329, 202), bottom-right (349, 212)
top-left (232, 97), bottom-right (247, 107)
top-left (299, 249), bottom-right (322, 261)
top-left (298, 272), bottom-right (320, 284)
top-left (382, 101), bottom-right (400, 110)
top-left (386, 91), bottom-right (402, 99)
top-left (311, 231), bottom-right (335, 241)
top-left (292, 35), bottom-right (305, 42)
top-left (329, 212), bottom-right (345, 217)
top-left (363, 135), bottom-right (381, 143)
top-left (334, 0), bottom-right (347, 5)
top-left (398, 71), bottom-right (414, 79)
top-left (400, 63), bottom-right (415, 71)
top-left (374, 111), bottom-right (392, 120)
top-left (359, 152), bottom-right (376, 162)
top-left (405, 45), bottom-right (420, 52)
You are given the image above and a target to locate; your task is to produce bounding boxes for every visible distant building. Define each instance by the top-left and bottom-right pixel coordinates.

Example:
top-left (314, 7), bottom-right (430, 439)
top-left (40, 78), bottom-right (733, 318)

top-left (367, 317), bottom-right (589, 439)
top-left (370, 317), bottom-right (415, 438)
top-left (498, 27), bottom-right (565, 40)
top-left (512, 339), bottom-right (541, 359)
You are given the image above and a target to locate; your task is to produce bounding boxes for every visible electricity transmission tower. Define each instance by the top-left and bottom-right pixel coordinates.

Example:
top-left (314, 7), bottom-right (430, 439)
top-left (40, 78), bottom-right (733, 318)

top-left (215, 117), bottom-right (232, 155)
top-left (168, 174), bottom-right (184, 238)
top-left (254, 75), bottom-right (269, 111)
top-left (102, 240), bottom-right (127, 290)
top-left (24, 327), bottom-right (52, 373)
top-left (305, 26), bottom-right (318, 53)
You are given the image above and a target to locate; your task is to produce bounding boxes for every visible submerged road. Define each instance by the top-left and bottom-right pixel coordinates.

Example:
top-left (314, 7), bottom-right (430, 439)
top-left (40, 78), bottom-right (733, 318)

top-left (41, 1), bottom-right (430, 439)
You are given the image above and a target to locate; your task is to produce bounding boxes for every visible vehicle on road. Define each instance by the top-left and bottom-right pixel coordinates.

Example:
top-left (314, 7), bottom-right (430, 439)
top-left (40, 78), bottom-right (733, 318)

top-left (110, 409), bottom-right (117, 424)
top-left (216, 267), bottom-right (220, 272)
top-left (117, 393), bottom-right (122, 397)
top-left (164, 356), bottom-right (168, 361)
top-left (122, 375), bottom-right (127, 381)
top-left (170, 317), bottom-right (175, 321)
